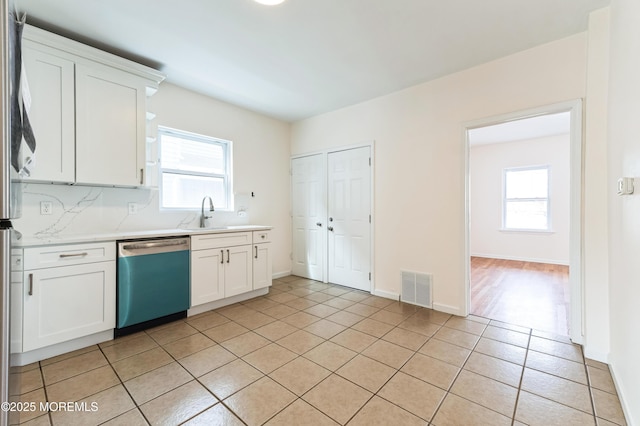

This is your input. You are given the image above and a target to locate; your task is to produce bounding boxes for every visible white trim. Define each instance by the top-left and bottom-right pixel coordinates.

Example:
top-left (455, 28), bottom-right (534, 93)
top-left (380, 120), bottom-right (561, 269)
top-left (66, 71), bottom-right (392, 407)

top-left (11, 330), bottom-right (113, 366)
top-left (372, 289), bottom-right (399, 301)
top-left (272, 270), bottom-right (292, 279)
top-left (23, 25), bottom-right (165, 85)
top-left (583, 348), bottom-right (609, 364)
top-left (498, 228), bottom-right (556, 234)
top-left (609, 363), bottom-right (635, 426)
top-left (291, 141), bottom-right (375, 293)
top-left (433, 303), bottom-right (464, 316)
top-left (470, 254), bottom-right (569, 266)
top-left (463, 99), bottom-right (584, 344)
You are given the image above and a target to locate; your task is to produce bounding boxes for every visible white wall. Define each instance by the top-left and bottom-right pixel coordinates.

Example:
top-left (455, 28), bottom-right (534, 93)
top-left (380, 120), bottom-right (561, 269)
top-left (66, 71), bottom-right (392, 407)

top-left (292, 33), bottom-right (588, 315)
top-left (470, 135), bottom-right (570, 264)
top-left (606, 0), bottom-right (640, 423)
top-left (13, 83), bottom-right (292, 277)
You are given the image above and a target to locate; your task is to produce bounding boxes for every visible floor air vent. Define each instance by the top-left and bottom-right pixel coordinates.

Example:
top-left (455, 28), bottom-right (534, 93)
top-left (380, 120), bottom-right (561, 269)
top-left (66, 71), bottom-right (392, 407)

top-left (401, 270), bottom-right (433, 308)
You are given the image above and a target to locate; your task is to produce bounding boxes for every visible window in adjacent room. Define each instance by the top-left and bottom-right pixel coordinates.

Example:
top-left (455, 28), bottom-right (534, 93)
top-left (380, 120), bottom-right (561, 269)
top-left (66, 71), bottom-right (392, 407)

top-left (503, 165), bottom-right (550, 231)
top-left (158, 126), bottom-right (232, 210)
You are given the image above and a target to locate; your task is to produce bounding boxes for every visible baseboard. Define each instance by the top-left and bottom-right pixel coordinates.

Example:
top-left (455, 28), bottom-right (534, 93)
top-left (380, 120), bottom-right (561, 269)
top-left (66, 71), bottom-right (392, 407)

top-left (273, 270), bottom-right (292, 279)
top-left (583, 347), bottom-right (609, 364)
top-left (433, 303), bottom-right (464, 316)
top-left (608, 361), bottom-right (636, 426)
top-left (11, 330), bottom-right (114, 366)
top-left (471, 253), bottom-right (569, 266)
top-left (372, 289), bottom-right (399, 301)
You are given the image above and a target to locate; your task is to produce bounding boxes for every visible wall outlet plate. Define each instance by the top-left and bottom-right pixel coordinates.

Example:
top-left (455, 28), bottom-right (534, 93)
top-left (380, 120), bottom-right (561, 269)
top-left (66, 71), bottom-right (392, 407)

top-left (40, 201), bottom-right (52, 215)
top-left (128, 202), bottom-right (138, 214)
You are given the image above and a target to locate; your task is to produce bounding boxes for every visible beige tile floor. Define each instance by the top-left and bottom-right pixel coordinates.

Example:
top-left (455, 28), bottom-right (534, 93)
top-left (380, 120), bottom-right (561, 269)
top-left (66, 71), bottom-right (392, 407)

top-left (10, 276), bottom-right (627, 426)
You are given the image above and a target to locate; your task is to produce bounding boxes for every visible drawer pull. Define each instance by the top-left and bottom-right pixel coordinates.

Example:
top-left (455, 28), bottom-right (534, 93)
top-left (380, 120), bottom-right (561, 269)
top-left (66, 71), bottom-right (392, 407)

top-left (227, 249), bottom-right (230, 263)
top-left (255, 246), bottom-right (258, 259)
top-left (220, 250), bottom-right (224, 264)
top-left (28, 273), bottom-right (33, 296)
top-left (59, 252), bottom-right (88, 258)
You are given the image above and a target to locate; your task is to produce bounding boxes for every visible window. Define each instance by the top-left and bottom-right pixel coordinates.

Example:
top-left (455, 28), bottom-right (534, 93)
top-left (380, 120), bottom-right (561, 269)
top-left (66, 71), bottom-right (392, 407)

top-left (503, 166), bottom-right (550, 230)
top-left (159, 127), bottom-right (232, 210)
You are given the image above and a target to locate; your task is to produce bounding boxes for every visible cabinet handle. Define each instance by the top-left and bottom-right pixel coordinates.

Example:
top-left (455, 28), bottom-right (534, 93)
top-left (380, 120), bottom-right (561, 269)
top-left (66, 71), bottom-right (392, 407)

top-left (140, 168), bottom-right (144, 185)
top-left (220, 250), bottom-right (224, 264)
top-left (227, 249), bottom-right (230, 263)
top-left (28, 273), bottom-right (33, 296)
top-left (254, 246), bottom-right (258, 259)
top-left (59, 252), bottom-right (88, 258)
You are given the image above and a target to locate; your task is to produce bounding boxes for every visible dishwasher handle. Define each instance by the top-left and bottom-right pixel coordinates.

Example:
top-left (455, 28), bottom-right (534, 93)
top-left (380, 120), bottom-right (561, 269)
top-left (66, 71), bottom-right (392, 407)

top-left (118, 238), bottom-right (190, 257)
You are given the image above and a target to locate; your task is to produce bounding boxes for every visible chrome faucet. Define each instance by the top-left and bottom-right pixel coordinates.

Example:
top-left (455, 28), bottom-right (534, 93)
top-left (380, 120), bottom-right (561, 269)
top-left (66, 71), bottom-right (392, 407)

top-left (200, 196), bottom-right (215, 228)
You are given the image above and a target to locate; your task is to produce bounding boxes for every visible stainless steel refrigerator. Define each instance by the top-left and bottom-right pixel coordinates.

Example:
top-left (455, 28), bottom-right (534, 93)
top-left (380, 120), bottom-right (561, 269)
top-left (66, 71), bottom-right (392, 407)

top-left (1, 1), bottom-right (17, 425)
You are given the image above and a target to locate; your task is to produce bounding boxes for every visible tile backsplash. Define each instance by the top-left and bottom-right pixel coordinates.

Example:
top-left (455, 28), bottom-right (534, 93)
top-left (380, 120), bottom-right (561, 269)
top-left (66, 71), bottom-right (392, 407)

top-left (12, 183), bottom-right (250, 241)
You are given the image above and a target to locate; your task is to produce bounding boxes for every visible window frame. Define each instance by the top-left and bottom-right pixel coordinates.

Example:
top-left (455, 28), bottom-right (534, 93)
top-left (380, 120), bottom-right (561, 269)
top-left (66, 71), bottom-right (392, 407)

top-left (158, 126), bottom-right (233, 211)
top-left (501, 165), bottom-right (551, 232)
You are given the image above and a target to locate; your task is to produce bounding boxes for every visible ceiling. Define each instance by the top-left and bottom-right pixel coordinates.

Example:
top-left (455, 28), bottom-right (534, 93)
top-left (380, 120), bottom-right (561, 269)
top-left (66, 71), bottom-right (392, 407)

top-left (468, 112), bottom-right (571, 146)
top-left (16, 0), bottom-right (609, 122)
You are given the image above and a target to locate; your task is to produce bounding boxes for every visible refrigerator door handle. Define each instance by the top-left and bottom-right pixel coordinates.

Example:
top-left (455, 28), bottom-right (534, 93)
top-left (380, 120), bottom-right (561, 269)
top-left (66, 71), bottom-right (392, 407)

top-left (28, 273), bottom-right (33, 296)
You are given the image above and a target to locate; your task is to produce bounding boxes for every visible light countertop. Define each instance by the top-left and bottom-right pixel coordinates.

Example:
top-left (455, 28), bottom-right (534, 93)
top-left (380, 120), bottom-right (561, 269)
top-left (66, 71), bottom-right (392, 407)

top-left (13, 225), bottom-right (272, 248)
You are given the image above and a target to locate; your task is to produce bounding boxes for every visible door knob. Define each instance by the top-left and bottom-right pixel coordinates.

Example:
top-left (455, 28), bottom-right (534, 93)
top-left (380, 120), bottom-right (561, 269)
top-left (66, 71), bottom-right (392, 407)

top-left (329, 217), bottom-right (334, 222)
top-left (316, 222), bottom-right (322, 227)
top-left (328, 226), bottom-right (334, 232)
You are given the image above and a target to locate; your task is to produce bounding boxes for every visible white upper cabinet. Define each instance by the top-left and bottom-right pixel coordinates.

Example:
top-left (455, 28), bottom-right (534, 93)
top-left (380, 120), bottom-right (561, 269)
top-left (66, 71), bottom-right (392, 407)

top-left (75, 62), bottom-right (147, 186)
top-left (22, 44), bottom-right (75, 183)
top-left (21, 25), bottom-right (165, 187)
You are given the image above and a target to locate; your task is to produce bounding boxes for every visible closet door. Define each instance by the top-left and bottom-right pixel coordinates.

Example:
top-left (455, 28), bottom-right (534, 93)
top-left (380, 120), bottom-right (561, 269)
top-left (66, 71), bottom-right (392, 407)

top-left (291, 154), bottom-right (325, 281)
top-left (327, 147), bottom-right (371, 291)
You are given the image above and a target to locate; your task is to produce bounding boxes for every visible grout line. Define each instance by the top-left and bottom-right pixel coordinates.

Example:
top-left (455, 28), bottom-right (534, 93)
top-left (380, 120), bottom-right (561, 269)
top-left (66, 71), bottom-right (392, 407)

top-left (509, 327), bottom-right (533, 426)
top-left (21, 276), bottom-right (622, 425)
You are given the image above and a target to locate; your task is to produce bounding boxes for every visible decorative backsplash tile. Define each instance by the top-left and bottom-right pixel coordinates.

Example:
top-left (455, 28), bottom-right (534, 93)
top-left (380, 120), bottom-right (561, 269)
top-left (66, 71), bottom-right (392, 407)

top-left (12, 183), bottom-right (246, 241)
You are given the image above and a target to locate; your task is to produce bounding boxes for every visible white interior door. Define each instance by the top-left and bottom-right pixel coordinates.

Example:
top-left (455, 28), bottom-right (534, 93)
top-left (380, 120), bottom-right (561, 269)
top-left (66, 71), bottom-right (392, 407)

top-left (328, 147), bottom-right (371, 290)
top-left (292, 154), bottom-right (325, 280)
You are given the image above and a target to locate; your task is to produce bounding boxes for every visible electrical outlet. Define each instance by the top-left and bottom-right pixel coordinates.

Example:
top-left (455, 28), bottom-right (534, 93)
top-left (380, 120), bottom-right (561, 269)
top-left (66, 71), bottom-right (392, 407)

top-left (128, 202), bottom-right (138, 214)
top-left (40, 201), bottom-right (52, 215)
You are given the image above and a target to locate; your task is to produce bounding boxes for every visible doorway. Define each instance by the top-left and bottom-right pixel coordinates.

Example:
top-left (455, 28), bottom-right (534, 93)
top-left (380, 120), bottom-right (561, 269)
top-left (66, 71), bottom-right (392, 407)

top-left (291, 145), bottom-right (373, 292)
top-left (464, 100), bottom-right (583, 343)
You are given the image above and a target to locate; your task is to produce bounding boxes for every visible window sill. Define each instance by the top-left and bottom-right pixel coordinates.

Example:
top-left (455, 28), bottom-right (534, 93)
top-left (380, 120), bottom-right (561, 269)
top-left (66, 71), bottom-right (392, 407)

top-left (499, 228), bottom-right (555, 234)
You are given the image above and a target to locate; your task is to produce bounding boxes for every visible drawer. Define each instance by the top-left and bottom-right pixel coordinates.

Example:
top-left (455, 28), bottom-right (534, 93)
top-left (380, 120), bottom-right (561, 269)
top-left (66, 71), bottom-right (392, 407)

top-left (191, 231), bottom-right (252, 251)
top-left (23, 242), bottom-right (116, 270)
top-left (253, 230), bottom-right (271, 244)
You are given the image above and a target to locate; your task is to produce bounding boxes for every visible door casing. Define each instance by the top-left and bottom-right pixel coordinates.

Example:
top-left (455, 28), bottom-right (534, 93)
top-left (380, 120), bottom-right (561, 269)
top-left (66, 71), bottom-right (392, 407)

top-left (462, 100), bottom-right (584, 344)
top-left (291, 141), bottom-right (375, 292)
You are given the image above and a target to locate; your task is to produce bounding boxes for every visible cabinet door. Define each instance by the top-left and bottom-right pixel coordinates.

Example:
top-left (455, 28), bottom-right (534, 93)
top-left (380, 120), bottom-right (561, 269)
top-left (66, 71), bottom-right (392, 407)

top-left (191, 249), bottom-right (225, 306)
top-left (23, 262), bottom-right (116, 352)
top-left (253, 243), bottom-right (272, 290)
top-left (75, 62), bottom-right (146, 186)
top-left (22, 44), bottom-right (75, 183)
top-left (224, 245), bottom-right (252, 298)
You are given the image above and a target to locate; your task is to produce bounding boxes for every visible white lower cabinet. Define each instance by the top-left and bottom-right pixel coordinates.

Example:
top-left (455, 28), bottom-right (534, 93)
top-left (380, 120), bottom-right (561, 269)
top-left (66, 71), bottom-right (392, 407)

top-left (253, 230), bottom-right (272, 290)
top-left (191, 248), bottom-right (224, 306)
top-left (224, 245), bottom-right (253, 297)
top-left (20, 242), bottom-right (116, 352)
top-left (191, 232), bottom-right (253, 306)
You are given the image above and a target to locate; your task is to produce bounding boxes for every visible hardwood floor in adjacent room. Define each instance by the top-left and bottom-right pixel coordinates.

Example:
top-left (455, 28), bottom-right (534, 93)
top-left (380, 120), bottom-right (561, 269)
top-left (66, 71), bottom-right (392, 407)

top-left (470, 257), bottom-right (570, 336)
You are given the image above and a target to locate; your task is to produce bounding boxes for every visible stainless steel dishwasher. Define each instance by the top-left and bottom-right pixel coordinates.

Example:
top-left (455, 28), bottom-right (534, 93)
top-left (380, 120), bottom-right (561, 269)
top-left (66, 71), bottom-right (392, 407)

top-left (116, 237), bottom-right (190, 336)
